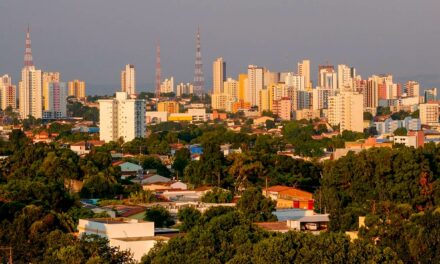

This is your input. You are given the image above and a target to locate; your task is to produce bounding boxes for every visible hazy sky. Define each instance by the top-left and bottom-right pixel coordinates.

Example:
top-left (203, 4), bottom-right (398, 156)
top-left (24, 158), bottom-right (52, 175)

top-left (0, 0), bottom-right (439, 95)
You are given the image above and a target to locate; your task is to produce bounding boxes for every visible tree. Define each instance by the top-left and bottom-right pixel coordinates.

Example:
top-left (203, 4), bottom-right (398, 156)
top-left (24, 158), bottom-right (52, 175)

top-left (144, 205), bottom-right (175, 228)
top-left (172, 148), bottom-right (191, 179)
top-left (364, 112), bottom-right (374, 121)
top-left (393, 127), bottom-right (407, 136)
top-left (236, 187), bottom-right (277, 222)
top-left (201, 187), bottom-right (233, 203)
top-left (265, 119), bottom-right (276, 129)
top-left (177, 207), bottom-right (202, 231)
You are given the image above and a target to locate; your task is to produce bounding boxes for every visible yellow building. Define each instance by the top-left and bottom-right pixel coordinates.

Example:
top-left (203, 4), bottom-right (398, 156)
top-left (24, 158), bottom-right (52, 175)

top-left (68, 80), bottom-right (86, 99)
top-left (157, 101), bottom-right (180, 114)
top-left (259, 88), bottom-right (270, 112)
top-left (42, 72), bottom-right (60, 110)
top-left (168, 113), bottom-right (192, 121)
top-left (238, 74), bottom-right (247, 101)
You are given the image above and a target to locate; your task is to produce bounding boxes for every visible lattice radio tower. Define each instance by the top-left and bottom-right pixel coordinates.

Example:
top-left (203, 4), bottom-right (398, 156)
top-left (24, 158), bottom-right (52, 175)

top-left (193, 27), bottom-right (204, 97)
top-left (24, 25), bottom-right (34, 67)
top-left (155, 40), bottom-right (161, 99)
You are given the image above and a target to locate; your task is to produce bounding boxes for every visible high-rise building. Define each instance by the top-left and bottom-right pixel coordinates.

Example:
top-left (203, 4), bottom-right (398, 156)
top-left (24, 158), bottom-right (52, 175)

top-left (264, 70), bottom-right (279, 87)
top-left (298, 59), bottom-right (311, 90)
top-left (0, 75), bottom-right (17, 110)
top-left (121, 64), bottom-right (136, 96)
top-left (419, 103), bottom-right (439, 125)
top-left (318, 65), bottom-right (337, 90)
top-left (364, 75), bottom-right (381, 110)
top-left (43, 82), bottom-right (67, 119)
top-left (312, 87), bottom-right (337, 110)
top-left (160, 77), bottom-right (174, 94)
top-left (337, 64), bottom-right (355, 92)
top-left (328, 92), bottom-right (363, 132)
top-left (42, 72), bottom-right (60, 110)
top-left (247, 65), bottom-right (264, 108)
top-left (285, 73), bottom-right (305, 91)
top-left (99, 92), bottom-right (146, 142)
top-left (238, 74), bottom-right (248, 101)
top-left (212, 57), bottom-right (226, 94)
top-left (19, 67), bottom-right (42, 119)
top-left (68, 80), bottom-right (86, 99)
top-left (19, 27), bottom-right (43, 119)
top-left (405, 80), bottom-right (420, 98)
top-left (424, 88), bottom-right (437, 103)
top-left (273, 97), bottom-right (292, 120)
top-left (176, 83), bottom-right (193, 96)
top-left (224, 78), bottom-right (239, 99)
top-left (259, 88), bottom-right (270, 112)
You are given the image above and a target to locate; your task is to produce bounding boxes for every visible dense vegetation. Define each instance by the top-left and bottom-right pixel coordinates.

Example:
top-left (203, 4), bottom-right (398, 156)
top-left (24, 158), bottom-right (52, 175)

top-left (0, 130), bottom-right (135, 262)
top-left (319, 144), bottom-right (440, 263)
top-left (142, 206), bottom-right (401, 264)
top-left (1, 117), bottom-right (440, 263)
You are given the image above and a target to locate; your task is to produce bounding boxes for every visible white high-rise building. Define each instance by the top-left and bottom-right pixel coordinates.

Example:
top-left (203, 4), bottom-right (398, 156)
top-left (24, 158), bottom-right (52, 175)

top-left (160, 77), bottom-right (174, 94)
top-left (99, 92), bottom-right (146, 143)
top-left (176, 82), bottom-right (193, 96)
top-left (285, 73), bottom-right (305, 91)
top-left (319, 66), bottom-right (337, 90)
top-left (0, 75), bottom-right (17, 110)
top-left (328, 92), bottom-right (363, 132)
top-left (43, 82), bottom-right (67, 119)
top-left (246, 65), bottom-right (264, 107)
top-left (19, 66), bottom-right (43, 119)
top-left (312, 87), bottom-right (337, 110)
top-left (298, 59), bottom-right (311, 90)
top-left (121, 64), bottom-right (136, 96)
top-left (337, 64), bottom-right (355, 92)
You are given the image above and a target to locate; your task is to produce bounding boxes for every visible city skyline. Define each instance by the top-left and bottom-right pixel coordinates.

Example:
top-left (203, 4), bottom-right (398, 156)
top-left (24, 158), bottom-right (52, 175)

top-left (0, 0), bottom-right (439, 95)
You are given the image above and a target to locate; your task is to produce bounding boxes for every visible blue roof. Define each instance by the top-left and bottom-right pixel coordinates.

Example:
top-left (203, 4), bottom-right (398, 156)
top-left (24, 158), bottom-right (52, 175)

top-left (119, 162), bottom-right (143, 172)
top-left (273, 209), bottom-right (311, 221)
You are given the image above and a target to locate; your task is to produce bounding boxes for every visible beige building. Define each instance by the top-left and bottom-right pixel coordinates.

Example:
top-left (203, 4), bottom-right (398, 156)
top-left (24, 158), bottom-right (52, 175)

top-left (121, 64), bottom-right (136, 96)
top-left (157, 101), bottom-right (179, 114)
top-left (329, 92), bottom-right (363, 132)
top-left (337, 64), bottom-right (355, 92)
top-left (293, 109), bottom-right (321, 121)
top-left (68, 80), bottom-right (86, 99)
top-left (406, 80), bottom-right (420, 98)
top-left (247, 65), bottom-right (264, 107)
top-left (160, 77), bottom-right (174, 94)
top-left (19, 66), bottom-right (43, 119)
top-left (273, 97), bottom-right (292, 121)
top-left (419, 103), bottom-right (439, 125)
top-left (298, 59), bottom-right (311, 90)
top-left (176, 82), bottom-right (193, 96)
top-left (0, 75), bottom-right (16, 110)
top-left (212, 57), bottom-right (226, 94)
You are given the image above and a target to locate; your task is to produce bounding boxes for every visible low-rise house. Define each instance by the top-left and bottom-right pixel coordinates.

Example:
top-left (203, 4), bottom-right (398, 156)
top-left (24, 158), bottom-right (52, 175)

top-left (393, 130), bottom-right (424, 148)
top-left (78, 218), bottom-right (169, 262)
top-left (143, 181), bottom-right (188, 192)
top-left (263, 186), bottom-right (314, 209)
top-left (287, 214), bottom-right (330, 231)
top-left (134, 174), bottom-right (171, 185)
top-left (70, 140), bottom-right (105, 155)
top-left (113, 161), bottom-right (143, 178)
